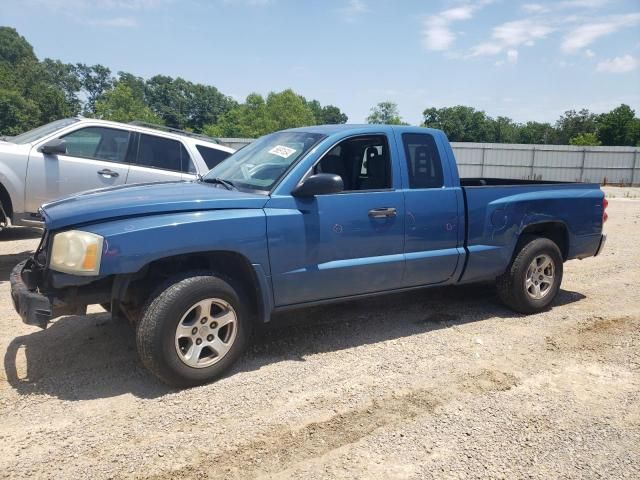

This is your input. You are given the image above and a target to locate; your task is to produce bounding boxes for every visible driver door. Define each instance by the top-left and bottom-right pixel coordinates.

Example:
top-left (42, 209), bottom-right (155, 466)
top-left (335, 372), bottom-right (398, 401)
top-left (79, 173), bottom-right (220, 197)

top-left (25, 126), bottom-right (130, 213)
top-left (266, 134), bottom-right (406, 306)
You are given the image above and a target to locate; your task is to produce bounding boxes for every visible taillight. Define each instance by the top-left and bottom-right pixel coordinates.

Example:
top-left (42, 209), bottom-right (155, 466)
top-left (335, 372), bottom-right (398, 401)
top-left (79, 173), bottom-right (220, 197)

top-left (602, 197), bottom-right (608, 223)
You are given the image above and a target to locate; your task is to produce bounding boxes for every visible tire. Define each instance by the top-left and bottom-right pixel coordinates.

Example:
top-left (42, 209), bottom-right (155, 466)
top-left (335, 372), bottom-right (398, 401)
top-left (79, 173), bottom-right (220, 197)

top-left (136, 272), bottom-right (252, 388)
top-left (497, 237), bottom-right (563, 314)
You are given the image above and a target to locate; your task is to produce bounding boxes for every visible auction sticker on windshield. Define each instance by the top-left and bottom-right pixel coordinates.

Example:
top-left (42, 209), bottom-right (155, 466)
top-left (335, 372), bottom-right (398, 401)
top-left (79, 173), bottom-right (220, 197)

top-left (269, 145), bottom-right (297, 158)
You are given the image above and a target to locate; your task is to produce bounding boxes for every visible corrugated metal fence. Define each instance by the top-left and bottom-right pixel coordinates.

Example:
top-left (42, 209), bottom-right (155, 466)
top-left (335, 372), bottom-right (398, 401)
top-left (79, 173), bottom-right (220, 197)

top-left (218, 138), bottom-right (640, 186)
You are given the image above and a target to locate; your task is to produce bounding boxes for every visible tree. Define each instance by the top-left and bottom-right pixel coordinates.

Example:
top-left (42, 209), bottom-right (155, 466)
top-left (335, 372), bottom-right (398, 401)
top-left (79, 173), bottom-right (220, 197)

top-left (95, 83), bottom-right (162, 124)
top-left (205, 93), bottom-right (271, 138)
top-left (76, 63), bottom-right (113, 114)
top-left (367, 101), bottom-right (406, 125)
top-left (265, 89), bottom-right (315, 130)
top-left (206, 89), bottom-right (318, 138)
top-left (423, 105), bottom-right (493, 142)
top-left (516, 122), bottom-right (557, 144)
top-left (0, 88), bottom-right (39, 135)
top-left (555, 108), bottom-right (598, 144)
top-left (569, 132), bottom-right (601, 146)
top-left (41, 59), bottom-right (82, 115)
top-left (596, 104), bottom-right (639, 146)
top-left (0, 27), bottom-right (36, 66)
top-left (493, 116), bottom-right (519, 143)
top-left (307, 99), bottom-right (348, 124)
top-left (144, 75), bottom-right (236, 132)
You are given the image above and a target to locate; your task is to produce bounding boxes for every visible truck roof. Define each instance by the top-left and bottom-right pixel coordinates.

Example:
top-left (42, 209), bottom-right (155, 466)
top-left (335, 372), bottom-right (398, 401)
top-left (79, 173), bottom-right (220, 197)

top-left (284, 124), bottom-right (444, 137)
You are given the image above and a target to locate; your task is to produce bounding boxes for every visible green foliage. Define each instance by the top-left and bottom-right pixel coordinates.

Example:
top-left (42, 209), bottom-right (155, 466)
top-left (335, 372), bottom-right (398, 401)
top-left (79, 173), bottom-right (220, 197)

top-left (0, 27), bottom-right (638, 146)
top-left (367, 101), bottom-right (407, 125)
top-left (76, 63), bottom-right (113, 114)
top-left (95, 83), bottom-right (162, 124)
top-left (144, 75), bottom-right (236, 131)
top-left (0, 88), bottom-right (39, 135)
top-left (555, 109), bottom-right (599, 144)
top-left (596, 104), bottom-right (640, 147)
top-left (207, 89), bottom-right (340, 137)
top-left (516, 122), bottom-right (557, 144)
top-left (569, 133), bottom-right (602, 146)
top-left (307, 99), bottom-right (348, 124)
top-left (423, 105), bottom-right (493, 142)
top-left (0, 27), bottom-right (36, 66)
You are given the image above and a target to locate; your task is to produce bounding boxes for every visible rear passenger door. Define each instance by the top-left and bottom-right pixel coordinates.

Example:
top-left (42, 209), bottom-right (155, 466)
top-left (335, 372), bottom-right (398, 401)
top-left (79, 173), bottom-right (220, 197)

top-left (126, 133), bottom-right (195, 184)
top-left (398, 132), bottom-right (461, 287)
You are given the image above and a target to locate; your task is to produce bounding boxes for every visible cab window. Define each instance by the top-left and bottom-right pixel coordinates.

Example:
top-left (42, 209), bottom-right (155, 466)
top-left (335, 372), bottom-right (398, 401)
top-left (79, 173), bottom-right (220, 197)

top-left (402, 133), bottom-right (444, 189)
top-left (313, 135), bottom-right (391, 191)
top-left (62, 127), bottom-right (130, 163)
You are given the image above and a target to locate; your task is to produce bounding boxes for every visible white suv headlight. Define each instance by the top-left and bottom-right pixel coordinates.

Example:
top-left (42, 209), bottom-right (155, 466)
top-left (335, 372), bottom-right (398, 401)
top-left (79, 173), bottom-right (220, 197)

top-left (50, 230), bottom-right (104, 275)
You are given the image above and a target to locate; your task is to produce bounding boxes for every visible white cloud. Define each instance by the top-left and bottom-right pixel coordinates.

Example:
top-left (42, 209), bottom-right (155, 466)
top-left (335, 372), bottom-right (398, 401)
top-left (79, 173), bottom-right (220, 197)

top-left (522, 3), bottom-right (548, 14)
top-left (26, 0), bottom-right (168, 9)
top-left (338, 0), bottom-right (368, 21)
top-left (558, 0), bottom-right (609, 9)
top-left (596, 54), bottom-right (639, 73)
top-left (223, 0), bottom-right (273, 5)
top-left (585, 49), bottom-right (596, 57)
top-left (507, 49), bottom-right (519, 63)
top-left (562, 13), bottom-right (640, 53)
top-left (422, 1), bottom-right (492, 51)
top-left (423, 17), bottom-right (456, 51)
top-left (89, 16), bottom-right (137, 27)
top-left (470, 19), bottom-right (553, 56)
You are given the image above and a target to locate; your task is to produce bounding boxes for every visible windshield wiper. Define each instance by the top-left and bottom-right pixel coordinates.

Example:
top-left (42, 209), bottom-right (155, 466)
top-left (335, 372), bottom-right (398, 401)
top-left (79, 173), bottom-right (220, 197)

top-left (202, 177), bottom-right (237, 190)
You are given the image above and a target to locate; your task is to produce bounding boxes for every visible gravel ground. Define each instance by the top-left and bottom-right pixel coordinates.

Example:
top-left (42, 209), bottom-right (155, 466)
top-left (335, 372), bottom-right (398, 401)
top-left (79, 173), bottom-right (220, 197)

top-left (0, 187), bottom-right (638, 479)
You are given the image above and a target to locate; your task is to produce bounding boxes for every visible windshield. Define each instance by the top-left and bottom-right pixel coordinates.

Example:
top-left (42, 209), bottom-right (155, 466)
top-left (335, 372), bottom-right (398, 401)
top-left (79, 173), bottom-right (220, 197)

top-left (8, 118), bottom-right (80, 144)
top-left (204, 131), bottom-right (325, 191)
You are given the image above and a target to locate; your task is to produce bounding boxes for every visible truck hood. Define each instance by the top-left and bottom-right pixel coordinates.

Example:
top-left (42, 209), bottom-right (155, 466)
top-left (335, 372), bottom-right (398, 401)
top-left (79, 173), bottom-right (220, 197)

top-left (41, 181), bottom-right (269, 230)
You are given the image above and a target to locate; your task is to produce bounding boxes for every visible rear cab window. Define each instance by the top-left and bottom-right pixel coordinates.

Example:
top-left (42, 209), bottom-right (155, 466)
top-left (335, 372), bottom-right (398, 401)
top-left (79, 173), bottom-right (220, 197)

top-left (402, 133), bottom-right (444, 189)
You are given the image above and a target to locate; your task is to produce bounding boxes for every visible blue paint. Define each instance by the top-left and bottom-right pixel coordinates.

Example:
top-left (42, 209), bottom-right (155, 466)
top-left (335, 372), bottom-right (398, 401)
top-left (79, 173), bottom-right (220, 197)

top-left (39, 125), bottom-right (606, 320)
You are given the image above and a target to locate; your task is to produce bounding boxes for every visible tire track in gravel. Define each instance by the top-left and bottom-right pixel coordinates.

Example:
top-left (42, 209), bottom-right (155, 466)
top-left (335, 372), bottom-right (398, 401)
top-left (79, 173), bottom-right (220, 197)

top-left (146, 369), bottom-right (520, 480)
top-left (146, 315), bottom-right (639, 480)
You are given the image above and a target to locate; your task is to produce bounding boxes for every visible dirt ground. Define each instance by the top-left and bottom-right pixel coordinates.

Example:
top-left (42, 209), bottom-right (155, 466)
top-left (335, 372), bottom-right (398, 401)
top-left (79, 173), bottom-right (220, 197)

top-left (0, 187), bottom-right (638, 479)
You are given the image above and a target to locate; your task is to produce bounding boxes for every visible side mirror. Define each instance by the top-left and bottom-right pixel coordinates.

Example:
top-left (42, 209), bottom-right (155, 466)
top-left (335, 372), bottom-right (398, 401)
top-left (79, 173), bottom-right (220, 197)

top-left (40, 138), bottom-right (67, 155)
top-left (292, 173), bottom-right (344, 197)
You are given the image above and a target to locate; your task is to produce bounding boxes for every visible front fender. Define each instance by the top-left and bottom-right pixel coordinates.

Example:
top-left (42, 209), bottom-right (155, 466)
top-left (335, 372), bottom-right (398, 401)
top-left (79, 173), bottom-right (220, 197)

top-left (81, 209), bottom-right (270, 276)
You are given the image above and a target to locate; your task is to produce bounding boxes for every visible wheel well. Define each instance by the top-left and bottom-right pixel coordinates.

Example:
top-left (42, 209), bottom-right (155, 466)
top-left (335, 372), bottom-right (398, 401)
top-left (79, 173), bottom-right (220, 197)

top-left (119, 251), bottom-right (262, 323)
top-left (518, 222), bottom-right (569, 260)
top-left (0, 182), bottom-right (13, 222)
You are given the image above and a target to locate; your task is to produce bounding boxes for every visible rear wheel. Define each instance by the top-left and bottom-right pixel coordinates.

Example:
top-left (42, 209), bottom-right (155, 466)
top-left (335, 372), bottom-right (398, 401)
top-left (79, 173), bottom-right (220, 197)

top-left (136, 272), bottom-right (251, 388)
top-left (497, 237), bottom-right (563, 314)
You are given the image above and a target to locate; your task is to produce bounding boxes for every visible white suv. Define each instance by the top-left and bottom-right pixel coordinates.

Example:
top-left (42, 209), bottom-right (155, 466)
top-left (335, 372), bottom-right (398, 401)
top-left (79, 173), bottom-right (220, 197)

top-left (0, 118), bottom-right (234, 228)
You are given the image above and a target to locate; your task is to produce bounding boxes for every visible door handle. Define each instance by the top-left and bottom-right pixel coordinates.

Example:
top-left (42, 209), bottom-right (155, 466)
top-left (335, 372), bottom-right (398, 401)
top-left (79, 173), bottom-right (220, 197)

top-left (97, 169), bottom-right (119, 178)
top-left (368, 207), bottom-right (397, 218)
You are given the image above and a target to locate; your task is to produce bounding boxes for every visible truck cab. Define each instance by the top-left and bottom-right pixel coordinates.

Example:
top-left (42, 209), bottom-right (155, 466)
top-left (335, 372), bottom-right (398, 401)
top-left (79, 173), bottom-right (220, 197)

top-left (10, 125), bottom-right (607, 388)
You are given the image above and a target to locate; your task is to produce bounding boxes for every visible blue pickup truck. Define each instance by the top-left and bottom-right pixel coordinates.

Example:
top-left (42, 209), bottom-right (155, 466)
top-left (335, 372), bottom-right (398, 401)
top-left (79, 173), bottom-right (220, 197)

top-left (10, 125), bottom-right (607, 387)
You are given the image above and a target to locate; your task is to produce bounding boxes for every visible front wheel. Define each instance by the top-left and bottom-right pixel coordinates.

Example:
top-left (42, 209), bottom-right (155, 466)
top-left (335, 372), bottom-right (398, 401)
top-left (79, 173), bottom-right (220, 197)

top-left (497, 237), bottom-right (563, 314)
top-left (136, 273), bottom-right (251, 388)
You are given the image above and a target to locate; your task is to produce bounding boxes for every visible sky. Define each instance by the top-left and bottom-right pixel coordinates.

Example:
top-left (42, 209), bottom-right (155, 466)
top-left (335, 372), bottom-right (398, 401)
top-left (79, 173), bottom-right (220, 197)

top-left (2, 0), bottom-right (640, 125)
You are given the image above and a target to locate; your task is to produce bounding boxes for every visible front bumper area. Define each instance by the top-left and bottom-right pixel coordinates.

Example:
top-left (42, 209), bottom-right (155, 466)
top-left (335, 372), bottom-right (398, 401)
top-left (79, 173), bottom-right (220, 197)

top-left (10, 260), bottom-right (84, 328)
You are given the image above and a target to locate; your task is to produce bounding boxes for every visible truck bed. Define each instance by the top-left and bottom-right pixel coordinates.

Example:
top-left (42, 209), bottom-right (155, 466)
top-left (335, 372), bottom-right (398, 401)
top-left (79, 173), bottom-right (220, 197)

top-left (461, 177), bottom-right (572, 187)
top-left (458, 179), bottom-right (604, 284)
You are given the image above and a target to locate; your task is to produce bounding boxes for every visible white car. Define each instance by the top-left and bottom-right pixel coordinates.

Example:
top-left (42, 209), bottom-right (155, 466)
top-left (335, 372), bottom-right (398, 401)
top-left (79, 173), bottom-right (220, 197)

top-left (0, 118), bottom-right (235, 228)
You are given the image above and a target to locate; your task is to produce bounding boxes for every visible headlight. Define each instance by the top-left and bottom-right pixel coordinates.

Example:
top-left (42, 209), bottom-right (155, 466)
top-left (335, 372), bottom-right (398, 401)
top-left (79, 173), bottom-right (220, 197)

top-left (50, 230), bottom-right (104, 275)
